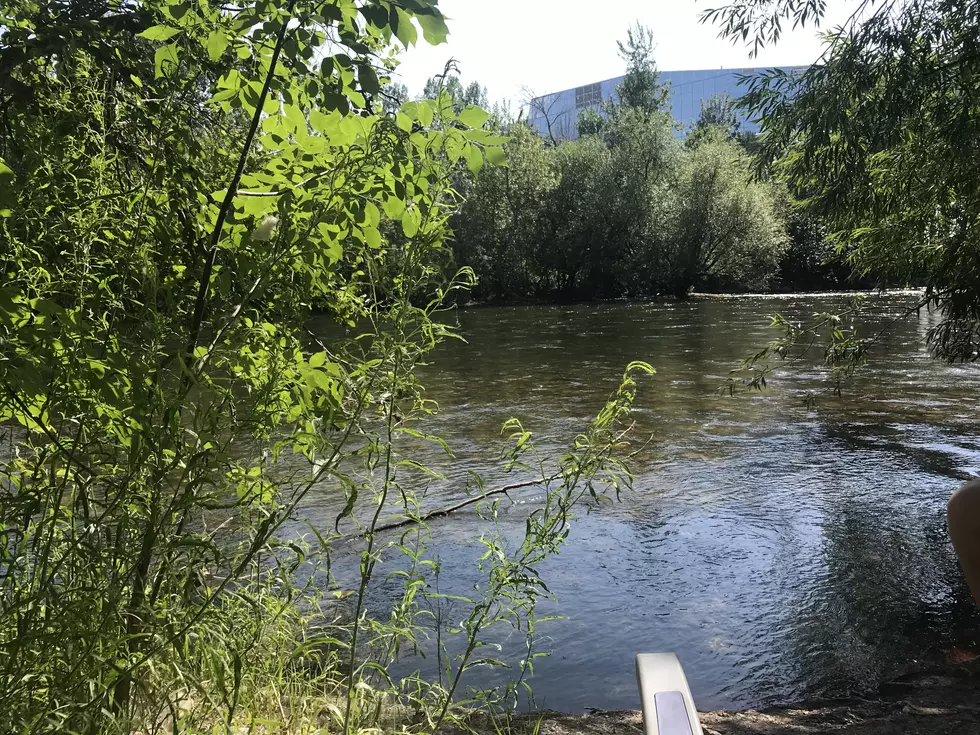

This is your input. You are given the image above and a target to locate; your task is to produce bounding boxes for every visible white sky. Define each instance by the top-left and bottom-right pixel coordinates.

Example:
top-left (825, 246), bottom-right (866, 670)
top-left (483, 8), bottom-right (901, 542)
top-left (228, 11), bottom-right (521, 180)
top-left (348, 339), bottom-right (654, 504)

top-left (394, 0), bottom-right (854, 106)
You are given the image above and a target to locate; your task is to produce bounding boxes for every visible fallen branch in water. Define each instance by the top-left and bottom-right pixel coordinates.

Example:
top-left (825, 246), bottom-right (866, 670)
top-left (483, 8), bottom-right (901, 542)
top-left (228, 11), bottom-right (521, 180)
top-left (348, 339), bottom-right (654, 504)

top-left (349, 477), bottom-right (552, 538)
top-left (353, 426), bottom-right (652, 539)
top-left (338, 424), bottom-right (651, 541)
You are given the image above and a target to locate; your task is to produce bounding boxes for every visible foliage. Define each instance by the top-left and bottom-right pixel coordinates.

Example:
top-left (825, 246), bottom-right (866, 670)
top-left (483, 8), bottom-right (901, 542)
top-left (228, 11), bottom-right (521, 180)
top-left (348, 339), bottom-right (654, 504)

top-left (687, 93), bottom-right (739, 148)
top-left (576, 107), bottom-right (606, 139)
top-left (423, 73), bottom-right (489, 114)
top-left (734, 130), bottom-right (763, 156)
top-left (704, 0), bottom-right (980, 361)
top-left (541, 134), bottom-right (619, 298)
top-left (450, 27), bottom-right (788, 303)
top-left (0, 0), bottom-right (654, 732)
top-left (598, 107), bottom-right (680, 294)
top-left (613, 23), bottom-right (669, 114)
top-left (452, 123), bottom-right (554, 300)
top-left (777, 211), bottom-right (876, 291)
top-left (453, 107), bottom-right (695, 301)
top-left (725, 299), bottom-right (879, 400)
top-left (666, 137), bottom-right (788, 295)
top-left (382, 80), bottom-right (411, 113)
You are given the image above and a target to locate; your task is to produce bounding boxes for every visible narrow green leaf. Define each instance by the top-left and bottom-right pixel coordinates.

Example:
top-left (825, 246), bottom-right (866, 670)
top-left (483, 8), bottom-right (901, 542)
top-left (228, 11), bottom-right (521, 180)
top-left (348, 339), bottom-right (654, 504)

top-left (335, 488), bottom-right (358, 530)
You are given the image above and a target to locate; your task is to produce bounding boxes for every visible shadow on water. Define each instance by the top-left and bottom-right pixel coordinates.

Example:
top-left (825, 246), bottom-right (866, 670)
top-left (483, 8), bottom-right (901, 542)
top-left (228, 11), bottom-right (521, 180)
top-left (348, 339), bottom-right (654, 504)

top-left (785, 489), bottom-right (978, 701)
top-left (303, 294), bottom-right (980, 712)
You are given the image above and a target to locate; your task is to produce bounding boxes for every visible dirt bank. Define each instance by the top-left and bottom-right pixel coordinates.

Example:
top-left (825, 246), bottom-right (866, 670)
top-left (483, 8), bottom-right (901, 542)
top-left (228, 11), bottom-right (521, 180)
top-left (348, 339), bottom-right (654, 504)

top-left (480, 660), bottom-right (980, 735)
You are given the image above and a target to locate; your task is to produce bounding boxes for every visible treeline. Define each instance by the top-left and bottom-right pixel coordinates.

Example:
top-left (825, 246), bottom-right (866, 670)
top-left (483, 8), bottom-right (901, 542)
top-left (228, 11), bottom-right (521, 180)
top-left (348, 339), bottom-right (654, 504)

top-left (453, 112), bottom-right (790, 300)
top-left (439, 26), bottom-right (882, 303)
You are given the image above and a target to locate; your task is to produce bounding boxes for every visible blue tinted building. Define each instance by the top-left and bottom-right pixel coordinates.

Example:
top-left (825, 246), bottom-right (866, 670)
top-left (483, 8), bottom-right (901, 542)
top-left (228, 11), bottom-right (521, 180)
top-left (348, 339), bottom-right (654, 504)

top-left (528, 67), bottom-right (805, 140)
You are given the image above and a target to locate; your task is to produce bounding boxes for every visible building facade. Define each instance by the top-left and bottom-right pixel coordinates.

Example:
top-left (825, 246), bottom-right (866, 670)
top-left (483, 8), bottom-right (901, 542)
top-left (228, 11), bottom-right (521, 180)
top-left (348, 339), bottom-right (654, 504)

top-left (528, 67), bottom-right (806, 140)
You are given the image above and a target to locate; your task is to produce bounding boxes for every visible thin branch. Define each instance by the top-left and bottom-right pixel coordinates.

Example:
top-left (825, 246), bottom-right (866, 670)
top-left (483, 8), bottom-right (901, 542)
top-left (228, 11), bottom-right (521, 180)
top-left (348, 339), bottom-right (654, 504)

top-left (183, 0), bottom-right (297, 364)
top-left (350, 478), bottom-right (550, 537)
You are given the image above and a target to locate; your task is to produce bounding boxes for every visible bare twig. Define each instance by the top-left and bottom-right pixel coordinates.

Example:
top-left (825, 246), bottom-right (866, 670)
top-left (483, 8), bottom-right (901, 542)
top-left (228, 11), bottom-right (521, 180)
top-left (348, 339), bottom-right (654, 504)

top-left (347, 478), bottom-right (551, 538)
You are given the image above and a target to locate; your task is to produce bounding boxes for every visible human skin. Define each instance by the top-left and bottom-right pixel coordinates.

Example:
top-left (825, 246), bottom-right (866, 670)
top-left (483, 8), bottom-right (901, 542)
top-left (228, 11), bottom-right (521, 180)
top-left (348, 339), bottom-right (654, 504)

top-left (948, 477), bottom-right (980, 607)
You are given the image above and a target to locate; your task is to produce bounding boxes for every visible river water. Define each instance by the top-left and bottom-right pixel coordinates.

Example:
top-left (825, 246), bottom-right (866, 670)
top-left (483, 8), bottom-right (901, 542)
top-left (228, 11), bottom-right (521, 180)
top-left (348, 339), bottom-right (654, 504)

top-left (308, 293), bottom-right (980, 713)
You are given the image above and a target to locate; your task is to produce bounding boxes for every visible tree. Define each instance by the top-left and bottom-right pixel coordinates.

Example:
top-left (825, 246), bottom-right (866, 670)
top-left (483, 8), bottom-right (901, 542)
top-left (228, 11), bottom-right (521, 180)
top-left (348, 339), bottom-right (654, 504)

top-left (614, 22), bottom-right (669, 113)
top-left (381, 80), bottom-right (410, 113)
top-left (423, 73), bottom-right (488, 111)
top-left (541, 136), bottom-right (616, 297)
top-left (688, 93), bottom-right (740, 146)
top-left (666, 137), bottom-right (788, 296)
top-left (704, 0), bottom-right (980, 360)
top-left (778, 211), bottom-right (867, 291)
top-left (602, 107), bottom-right (680, 295)
top-left (685, 120), bottom-right (730, 150)
top-left (735, 130), bottom-right (763, 155)
top-left (577, 106), bottom-right (606, 138)
top-left (451, 123), bottom-right (554, 300)
top-left (446, 20), bottom-right (790, 304)
top-left (0, 0), bottom-right (627, 731)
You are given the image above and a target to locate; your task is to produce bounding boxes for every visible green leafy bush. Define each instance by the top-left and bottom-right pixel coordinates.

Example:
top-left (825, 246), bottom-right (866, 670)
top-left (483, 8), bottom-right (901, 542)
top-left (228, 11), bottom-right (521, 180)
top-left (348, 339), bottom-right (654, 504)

top-left (0, 1), bottom-right (653, 732)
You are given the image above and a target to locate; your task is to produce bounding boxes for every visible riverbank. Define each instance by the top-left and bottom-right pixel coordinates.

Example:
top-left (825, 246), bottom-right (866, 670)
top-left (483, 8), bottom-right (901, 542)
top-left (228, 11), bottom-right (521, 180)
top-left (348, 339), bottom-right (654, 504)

top-left (688, 288), bottom-right (926, 300)
top-left (459, 287), bottom-right (926, 309)
top-left (465, 659), bottom-right (980, 735)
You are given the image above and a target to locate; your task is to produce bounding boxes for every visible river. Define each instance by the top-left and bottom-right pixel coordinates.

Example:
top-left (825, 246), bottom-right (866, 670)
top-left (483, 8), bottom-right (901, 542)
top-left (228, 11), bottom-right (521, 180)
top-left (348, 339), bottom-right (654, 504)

top-left (305, 293), bottom-right (980, 713)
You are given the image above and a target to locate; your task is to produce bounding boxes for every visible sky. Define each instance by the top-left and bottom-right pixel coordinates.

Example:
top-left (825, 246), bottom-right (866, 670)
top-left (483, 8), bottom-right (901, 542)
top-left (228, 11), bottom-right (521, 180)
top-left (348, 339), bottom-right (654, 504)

top-left (393, 0), bottom-right (853, 107)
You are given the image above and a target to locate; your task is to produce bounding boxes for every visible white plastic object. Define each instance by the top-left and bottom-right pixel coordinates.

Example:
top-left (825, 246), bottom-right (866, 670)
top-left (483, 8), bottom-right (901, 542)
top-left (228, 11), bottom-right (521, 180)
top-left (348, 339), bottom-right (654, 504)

top-left (635, 653), bottom-right (703, 735)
